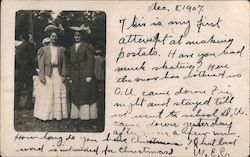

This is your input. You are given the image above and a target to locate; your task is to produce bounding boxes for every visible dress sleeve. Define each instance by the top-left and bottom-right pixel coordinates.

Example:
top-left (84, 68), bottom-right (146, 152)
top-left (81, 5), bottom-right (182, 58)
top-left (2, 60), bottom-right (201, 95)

top-left (61, 47), bottom-right (67, 77)
top-left (86, 43), bottom-right (95, 78)
top-left (37, 48), bottom-right (45, 81)
top-left (65, 47), bottom-right (71, 78)
top-left (15, 46), bottom-right (23, 70)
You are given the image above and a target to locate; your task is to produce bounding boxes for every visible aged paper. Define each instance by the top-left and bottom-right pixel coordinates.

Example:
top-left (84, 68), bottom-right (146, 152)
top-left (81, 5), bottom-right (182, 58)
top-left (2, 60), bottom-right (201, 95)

top-left (1, 0), bottom-right (249, 157)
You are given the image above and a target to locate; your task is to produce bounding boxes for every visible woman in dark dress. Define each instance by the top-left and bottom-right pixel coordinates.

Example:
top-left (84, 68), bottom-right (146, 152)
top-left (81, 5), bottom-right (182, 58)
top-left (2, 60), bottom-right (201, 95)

top-left (68, 25), bottom-right (97, 121)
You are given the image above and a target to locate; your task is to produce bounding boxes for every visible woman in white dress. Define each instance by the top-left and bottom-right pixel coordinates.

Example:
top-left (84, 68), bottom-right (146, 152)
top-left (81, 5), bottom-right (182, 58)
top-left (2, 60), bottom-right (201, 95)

top-left (34, 25), bottom-right (68, 121)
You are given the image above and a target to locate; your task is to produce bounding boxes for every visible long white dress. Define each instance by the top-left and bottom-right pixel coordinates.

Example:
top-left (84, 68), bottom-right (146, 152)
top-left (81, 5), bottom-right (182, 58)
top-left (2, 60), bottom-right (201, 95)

top-left (34, 46), bottom-right (68, 121)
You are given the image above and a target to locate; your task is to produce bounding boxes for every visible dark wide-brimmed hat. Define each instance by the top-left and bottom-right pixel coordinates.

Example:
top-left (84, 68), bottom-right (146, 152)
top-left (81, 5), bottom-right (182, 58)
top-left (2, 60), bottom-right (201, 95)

top-left (69, 24), bottom-right (91, 34)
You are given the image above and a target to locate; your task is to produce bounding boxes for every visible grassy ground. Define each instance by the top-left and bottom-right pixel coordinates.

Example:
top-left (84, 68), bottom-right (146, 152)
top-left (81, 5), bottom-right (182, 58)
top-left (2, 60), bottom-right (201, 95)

top-left (15, 89), bottom-right (105, 132)
top-left (14, 109), bottom-right (104, 132)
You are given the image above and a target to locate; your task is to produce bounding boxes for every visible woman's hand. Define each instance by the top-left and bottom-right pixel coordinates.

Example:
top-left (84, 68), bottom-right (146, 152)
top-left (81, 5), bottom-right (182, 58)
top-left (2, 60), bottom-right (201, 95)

top-left (62, 77), bottom-right (66, 83)
top-left (66, 77), bottom-right (72, 83)
top-left (86, 77), bottom-right (92, 83)
top-left (40, 79), bottom-right (46, 85)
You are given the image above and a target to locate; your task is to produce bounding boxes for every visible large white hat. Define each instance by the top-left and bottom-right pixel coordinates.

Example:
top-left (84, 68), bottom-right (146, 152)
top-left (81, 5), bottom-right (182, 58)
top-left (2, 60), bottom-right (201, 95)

top-left (69, 24), bottom-right (91, 34)
top-left (44, 24), bottom-right (59, 33)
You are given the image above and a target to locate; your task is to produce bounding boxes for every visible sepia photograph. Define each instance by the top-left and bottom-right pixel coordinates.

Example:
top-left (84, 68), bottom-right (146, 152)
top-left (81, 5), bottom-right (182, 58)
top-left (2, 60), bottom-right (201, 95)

top-left (14, 10), bottom-right (106, 132)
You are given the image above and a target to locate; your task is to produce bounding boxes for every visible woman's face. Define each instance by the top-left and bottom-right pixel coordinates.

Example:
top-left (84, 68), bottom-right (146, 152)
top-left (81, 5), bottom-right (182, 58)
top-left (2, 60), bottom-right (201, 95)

top-left (74, 32), bottom-right (81, 43)
top-left (50, 32), bottom-right (58, 44)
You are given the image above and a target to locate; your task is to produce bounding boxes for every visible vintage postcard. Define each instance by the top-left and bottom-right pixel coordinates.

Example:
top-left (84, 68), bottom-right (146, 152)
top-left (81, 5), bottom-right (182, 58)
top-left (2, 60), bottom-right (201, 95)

top-left (1, 0), bottom-right (249, 156)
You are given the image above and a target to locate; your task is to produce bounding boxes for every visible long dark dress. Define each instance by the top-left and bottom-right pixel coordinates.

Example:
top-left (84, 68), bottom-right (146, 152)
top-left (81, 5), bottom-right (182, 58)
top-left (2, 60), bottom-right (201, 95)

top-left (69, 42), bottom-right (96, 106)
